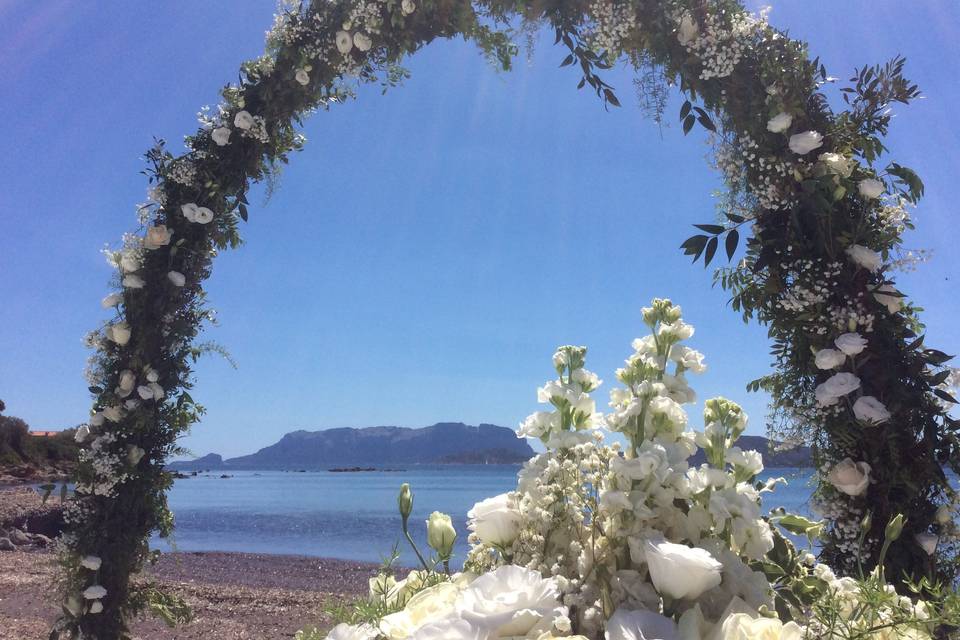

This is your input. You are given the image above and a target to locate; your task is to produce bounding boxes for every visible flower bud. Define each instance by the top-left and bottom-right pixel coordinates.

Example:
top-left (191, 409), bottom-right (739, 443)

top-left (398, 483), bottom-right (413, 521)
top-left (884, 514), bottom-right (905, 543)
top-left (426, 511), bottom-right (457, 559)
top-left (860, 511), bottom-right (873, 534)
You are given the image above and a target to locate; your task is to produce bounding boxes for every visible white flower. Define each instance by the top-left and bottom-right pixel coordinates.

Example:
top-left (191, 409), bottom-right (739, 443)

top-left (74, 425), bottom-right (90, 442)
top-left (117, 370), bottom-right (136, 397)
top-left (426, 511), bottom-right (456, 558)
top-left (102, 405), bottom-right (124, 422)
top-left (788, 131), bottom-right (823, 155)
top-left (827, 458), bottom-right (871, 496)
top-left (456, 565), bottom-right (562, 637)
top-left (815, 372), bottom-right (860, 407)
top-left (167, 271), bottom-right (186, 287)
top-left (518, 411), bottom-right (557, 439)
top-left (670, 345), bottom-right (706, 373)
top-left (122, 274), bottom-right (145, 289)
top-left (127, 446), bottom-right (146, 465)
top-left (184, 205), bottom-right (215, 224)
top-left (101, 293), bottom-right (122, 309)
top-left (677, 14), bottom-right (698, 46)
top-left (409, 619), bottom-right (487, 640)
top-left (380, 582), bottom-right (461, 639)
top-left (89, 413), bottom-right (105, 427)
top-left (65, 595), bottom-right (83, 616)
top-left (814, 349), bottom-right (845, 370)
top-left (107, 322), bottom-right (132, 346)
top-left (853, 396), bottom-right (890, 424)
top-left (605, 608), bottom-right (679, 640)
top-left (336, 30), bottom-right (353, 54)
top-left (82, 585), bottom-right (107, 600)
top-left (80, 555), bottom-right (102, 571)
top-left (872, 284), bottom-right (903, 314)
top-left (915, 533), bottom-right (938, 556)
top-left (835, 332), bottom-right (867, 356)
top-left (600, 490), bottom-right (634, 513)
top-left (643, 539), bottom-right (722, 600)
top-left (119, 250), bottom-right (140, 273)
top-left (936, 505), bottom-right (952, 525)
top-left (858, 178), bottom-right (885, 199)
top-left (766, 112), bottom-right (792, 133)
top-left (181, 203), bottom-right (199, 222)
top-left (295, 69), bottom-right (310, 85)
top-left (353, 32), bottom-right (373, 52)
top-left (145, 367), bottom-right (160, 383)
top-left (818, 152), bottom-right (855, 178)
top-left (89, 601), bottom-right (103, 614)
top-left (401, 0), bottom-right (416, 16)
top-left (467, 493), bottom-right (521, 547)
top-left (137, 382), bottom-right (164, 401)
top-left (845, 244), bottom-right (882, 272)
top-left (143, 225), bottom-right (172, 250)
top-left (719, 613), bottom-right (804, 640)
top-left (211, 126), bottom-right (231, 146)
top-left (233, 110), bottom-right (255, 130)
top-left (326, 622), bottom-right (378, 640)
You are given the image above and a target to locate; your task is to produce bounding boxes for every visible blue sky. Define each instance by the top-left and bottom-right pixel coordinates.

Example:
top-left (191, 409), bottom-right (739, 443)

top-left (0, 2), bottom-right (957, 458)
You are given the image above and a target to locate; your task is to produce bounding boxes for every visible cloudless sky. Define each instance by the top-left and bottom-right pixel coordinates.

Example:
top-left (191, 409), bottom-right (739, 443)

top-left (1, 2), bottom-right (957, 458)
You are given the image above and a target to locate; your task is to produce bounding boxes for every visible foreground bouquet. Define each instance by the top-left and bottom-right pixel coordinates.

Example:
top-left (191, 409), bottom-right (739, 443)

top-left (306, 300), bottom-right (960, 640)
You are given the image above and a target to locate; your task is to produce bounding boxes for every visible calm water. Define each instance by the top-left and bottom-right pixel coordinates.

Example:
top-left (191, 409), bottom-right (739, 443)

top-left (151, 465), bottom-right (818, 565)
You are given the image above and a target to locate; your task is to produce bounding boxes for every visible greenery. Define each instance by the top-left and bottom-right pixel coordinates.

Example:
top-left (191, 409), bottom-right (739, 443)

top-left (56, 0), bottom-right (957, 637)
top-left (0, 413), bottom-right (78, 470)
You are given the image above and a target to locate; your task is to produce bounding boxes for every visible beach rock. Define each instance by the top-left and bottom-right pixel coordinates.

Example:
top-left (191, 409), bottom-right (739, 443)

top-left (0, 537), bottom-right (14, 551)
top-left (9, 528), bottom-right (30, 545)
top-left (31, 533), bottom-right (53, 547)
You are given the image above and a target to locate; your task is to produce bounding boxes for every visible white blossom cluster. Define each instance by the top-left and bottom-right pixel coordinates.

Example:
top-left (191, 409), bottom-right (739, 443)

top-left (585, 0), bottom-right (637, 62)
top-left (672, 8), bottom-right (767, 80)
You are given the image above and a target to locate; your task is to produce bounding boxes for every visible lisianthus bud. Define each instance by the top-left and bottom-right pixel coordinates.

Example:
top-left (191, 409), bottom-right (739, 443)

top-left (426, 511), bottom-right (456, 559)
top-left (884, 514), bottom-right (905, 543)
top-left (398, 483), bottom-right (413, 521)
top-left (860, 512), bottom-right (873, 534)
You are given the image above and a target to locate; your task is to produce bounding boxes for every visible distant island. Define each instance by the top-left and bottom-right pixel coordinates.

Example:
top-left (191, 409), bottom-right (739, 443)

top-left (167, 423), bottom-right (813, 471)
top-left (167, 422), bottom-right (536, 471)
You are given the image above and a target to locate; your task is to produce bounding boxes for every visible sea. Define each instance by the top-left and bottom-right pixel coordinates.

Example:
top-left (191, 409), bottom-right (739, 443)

top-left (150, 465), bottom-right (818, 566)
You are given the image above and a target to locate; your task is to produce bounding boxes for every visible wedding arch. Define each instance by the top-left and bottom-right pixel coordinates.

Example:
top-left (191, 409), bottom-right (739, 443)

top-left (57, 0), bottom-right (959, 637)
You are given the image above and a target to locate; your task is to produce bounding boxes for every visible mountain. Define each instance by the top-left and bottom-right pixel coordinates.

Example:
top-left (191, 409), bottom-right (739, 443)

top-left (168, 423), bottom-right (534, 470)
top-left (688, 435), bottom-right (813, 468)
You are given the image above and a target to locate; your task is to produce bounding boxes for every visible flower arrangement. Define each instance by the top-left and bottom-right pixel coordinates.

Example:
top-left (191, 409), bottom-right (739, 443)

top-left (307, 300), bottom-right (960, 639)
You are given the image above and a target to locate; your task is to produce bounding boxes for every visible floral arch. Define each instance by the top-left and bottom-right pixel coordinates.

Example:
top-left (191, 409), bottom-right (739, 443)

top-left (58, 0), bottom-right (959, 637)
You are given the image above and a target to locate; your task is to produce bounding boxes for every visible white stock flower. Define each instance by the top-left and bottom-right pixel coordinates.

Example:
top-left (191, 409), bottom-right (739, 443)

top-left (605, 608), bottom-right (679, 640)
top-left (670, 345), bottom-right (706, 373)
top-left (571, 367), bottom-right (602, 391)
top-left (326, 622), bottom-right (378, 640)
top-left (719, 613), bottom-right (804, 640)
top-left (80, 555), bottom-right (102, 571)
top-left (233, 110), bottom-right (255, 130)
top-left (814, 349), bottom-right (846, 370)
top-left (600, 490), bottom-right (634, 513)
top-left (853, 396), bottom-right (890, 424)
top-left (107, 322), bottom-right (132, 346)
top-left (828, 458), bottom-right (871, 496)
top-left (295, 69), bottom-right (310, 85)
top-left (101, 293), bottom-right (122, 308)
top-left (858, 178), bottom-right (885, 199)
top-left (211, 126), bottom-right (231, 146)
top-left (915, 533), bottom-right (938, 556)
top-left (518, 412), bottom-right (557, 439)
top-left (353, 32), bottom-right (372, 52)
top-left (74, 425), bottom-right (90, 442)
top-left (143, 225), bottom-right (172, 250)
top-left (845, 244), bottom-right (882, 272)
top-left (815, 372), bottom-right (860, 407)
top-left (336, 30), bottom-right (353, 54)
top-left (167, 271), bottom-right (186, 287)
top-left (401, 0), bottom-right (416, 16)
top-left (545, 430), bottom-right (593, 449)
top-left (788, 131), bottom-right (823, 155)
top-left (82, 585), bottom-right (107, 600)
top-left (766, 112), bottom-right (792, 133)
top-left (658, 321), bottom-right (694, 342)
top-left (834, 332), bottom-right (867, 356)
top-left (456, 565), bottom-right (562, 637)
top-left (727, 448), bottom-right (764, 477)
top-left (467, 493), bottom-right (521, 547)
top-left (873, 284), bottom-right (902, 314)
top-left (122, 274), bottom-right (145, 289)
top-left (379, 582), bottom-right (461, 639)
top-left (643, 539), bottom-right (722, 600)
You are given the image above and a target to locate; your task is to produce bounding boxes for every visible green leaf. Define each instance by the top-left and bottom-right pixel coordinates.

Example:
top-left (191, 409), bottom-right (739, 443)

top-left (682, 114), bottom-right (695, 135)
top-left (697, 113), bottom-right (716, 132)
top-left (560, 54), bottom-right (574, 67)
top-left (693, 224), bottom-right (725, 234)
top-left (774, 514), bottom-right (825, 542)
top-left (725, 229), bottom-right (739, 260)
top-left (679, 100), bottom-right (692, 121)
top-left (703, 237), bottom-right (718, 266)
top-left (934, 389), bottom-right (958, 404)
top-left (238, 203), bottom-right (248, 222)
top-left (603, 88), bottom-right (620, 107)
top-left (88, 386), bottom-right (103, 395)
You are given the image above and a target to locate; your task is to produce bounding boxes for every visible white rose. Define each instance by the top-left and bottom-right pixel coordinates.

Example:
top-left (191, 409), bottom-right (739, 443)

top-left (80, 555), bottom-right (102, 571)
top-left (89, 413), bottom-right (105, 427)
top-left (401, 0), bottom-right (416, 16)
top-left (467, 493), bottom-right (521, 547)
top-left (193, 206), bottom-right (214, 224)
top-left (935, 505), bottom-right (952, 525)
top-left (127, 445), bottom-right (145, 465)
top-left (456, 565), bottom-right (562, 637)
top-left (845, 244), bottom-right (882, 272)
top-left (82, 585), bottom-right (107, 600)
top-left (788, 131), bottom-right (823, 155)
top-left (143, 225), bottom-right (172, 250)
top-left (295, 68), bottom-right (311, 86)
top-left (814, 348), bottom-right (845, 370)
top-left (107, 322), bottom-right (132, 346)
top-left (380, 582), bottom-right (460, 638)
top-left (181, 202), bottom-right (199, 222)
top-left (409, 619), bottom-right (487, 640)
top-left (102, 405), bottom-right (123, 422)
top-left (233, 110), bottom-right (255, 130)
top-left (605, 608), bottom-right (679, 640)
top-left (834, 332), bottom-right (867, 356)
top-left (122, 274), bottom-right (145, 289)
top-left (124, 398), bottom-right (140, 411)
top-left (815, 372), bottom-right (861, 407)
top-left (353, 33), bottom-right (373, 52)
top-left (426, 511), bottom-right (456, 559)
top-left (326, 622), bottom-right (378, 640)
top-left (766, 112), bottom-right (792, 133)
top-left (74, 425), bottom-right (90, 442)
top-left (117, 370), bottom-right (136, 397)
top-left (872, 284), bottom-right (902, 314)
top-left (101, 293), bottom-right (122, 309)
top-left (858, 178), bottom-right (885, 199)
top-left (211, 126), bottom-right (231, 146)
top-left (719, 613), bottom-right (804, 640)
top-left (818, 152), bottom-right (855, 178)
top-left (915, 533), bottom-right (938, 556)
top-left (168, 271), bottom-right (186, 287)
top-left (335, 31), bottom-right (354, 54)
top-left (89, 601), bottom-right (103, 614)
top-left (119, 250), bottom-right (140, 273)
top-left (677, 14), bottom-right (698, 46)
top-left (146, 367), bottom-right (160, 383)
top-left (827, 458), bottom-right (871, 496)
top-left (852, 396), bottom-right (890, 424)
top-left (643, 539), bottom-right (722, 600)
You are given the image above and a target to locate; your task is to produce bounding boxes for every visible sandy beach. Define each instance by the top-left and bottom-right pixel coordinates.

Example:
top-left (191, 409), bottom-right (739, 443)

top-left (0, 487), bottom-right (378, 639)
